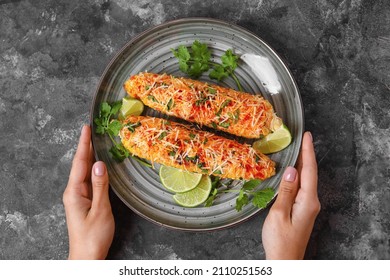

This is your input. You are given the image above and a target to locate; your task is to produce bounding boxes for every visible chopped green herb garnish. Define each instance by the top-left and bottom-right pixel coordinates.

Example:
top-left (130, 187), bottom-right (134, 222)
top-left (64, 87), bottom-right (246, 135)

top-left (216, 99), bottom-right (232, 116)
top-left (233, 109), bottom-right (240, 122)
top-left (220, 99), bottom-right (231, 109)
top-left (166, 98), bottom-right (174, 111)
top-left (185, 155), bottom-right (198, 163)
top-left (195, 94), bottom-right (208, 106)
top-left (196, 162), bottom-right (208, 173)
top-left (158, 131), bottom-right (167, 140)
top-left (125, 121), bottom-right (141, 132)
top-left (147, 95), bottom-right (158, 103)
top-left (208, 87), bottom-right (217, 94)
top-left (219, 121), bottom-right (230, 128)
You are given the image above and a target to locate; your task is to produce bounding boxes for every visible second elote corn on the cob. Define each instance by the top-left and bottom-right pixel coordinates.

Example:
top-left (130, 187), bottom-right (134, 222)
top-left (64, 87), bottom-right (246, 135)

top-left (119, 115), bottom-right (275, 181)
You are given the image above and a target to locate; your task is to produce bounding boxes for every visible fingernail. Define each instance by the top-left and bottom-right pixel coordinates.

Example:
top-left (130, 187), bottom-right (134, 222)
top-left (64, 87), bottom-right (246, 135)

top-left (284, 166), bottom-right (297, 182)
top-left (81, 125), bottom-right (89, 135)
top-left (94, 161), bottom-right (106, 176)
top-left (307, 131), bottom-right (313, 142)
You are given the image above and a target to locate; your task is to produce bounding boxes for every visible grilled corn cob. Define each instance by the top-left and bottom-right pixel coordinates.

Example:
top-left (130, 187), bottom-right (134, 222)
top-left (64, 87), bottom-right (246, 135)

top-left (120, 115), bottom-right (275, 180)
top-left (124, 72), bottom-right (282, 139)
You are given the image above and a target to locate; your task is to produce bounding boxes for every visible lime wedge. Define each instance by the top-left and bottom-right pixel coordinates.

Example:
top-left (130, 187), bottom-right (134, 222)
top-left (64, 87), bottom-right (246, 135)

top-left (173, 175), bottom-right (212, 207)
top-left (118, 97), bottom-right (144, 120)
top-left (253, 124), bottom-right (292, 154)
top-left (159, 165), bottom-right (202, 193)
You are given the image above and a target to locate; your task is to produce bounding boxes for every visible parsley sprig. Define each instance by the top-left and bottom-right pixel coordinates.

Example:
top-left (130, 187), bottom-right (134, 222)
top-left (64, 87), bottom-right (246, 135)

top-left (94, 101), bottom-right (129, 161)
top-left (235, 180), bottom-right (275, 211)
top-left (94, 101), bottom-right (151, 167)
top-left (205, 178), bottom-right (275, 211)
top-left (172, 40), bottom-right (243, 91)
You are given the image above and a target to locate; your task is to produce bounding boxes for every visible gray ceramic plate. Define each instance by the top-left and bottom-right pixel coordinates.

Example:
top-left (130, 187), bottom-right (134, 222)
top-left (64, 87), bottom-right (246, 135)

top-left (91, 18), bottom-right (303, 231)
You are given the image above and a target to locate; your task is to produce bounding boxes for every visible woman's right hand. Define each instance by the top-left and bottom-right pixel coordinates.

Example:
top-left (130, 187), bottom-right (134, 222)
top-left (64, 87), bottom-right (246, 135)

top-left (262, 132), bottom-right (321, 259)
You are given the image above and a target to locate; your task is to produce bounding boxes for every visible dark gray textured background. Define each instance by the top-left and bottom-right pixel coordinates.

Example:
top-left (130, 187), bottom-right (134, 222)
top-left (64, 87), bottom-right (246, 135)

top-left (0, 0), bottom-right (389, 259)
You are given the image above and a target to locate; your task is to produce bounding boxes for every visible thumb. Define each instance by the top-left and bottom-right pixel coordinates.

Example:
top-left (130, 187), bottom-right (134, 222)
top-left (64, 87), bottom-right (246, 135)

top-left (272, 166), bottom-right (299, 218)
top-left (91, 161), bottom-right (110, 211)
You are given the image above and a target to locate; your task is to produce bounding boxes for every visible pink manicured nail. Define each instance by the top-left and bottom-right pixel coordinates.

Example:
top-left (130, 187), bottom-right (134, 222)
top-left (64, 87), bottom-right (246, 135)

top-left (284, 166), bottom-right (297, 182)
top-left (94, 161), bottom-right (106, 176)
top-left (81, 124), bottom-right (88, 132)
top-left (307, 131), bottom-right (313, 142)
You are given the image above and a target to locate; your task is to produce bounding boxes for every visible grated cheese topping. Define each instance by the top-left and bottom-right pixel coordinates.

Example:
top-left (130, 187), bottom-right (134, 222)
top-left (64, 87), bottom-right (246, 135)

top-left (120, 116), bottom-right (275, 180)
top-left (124, 72), bottom-right (281, 139)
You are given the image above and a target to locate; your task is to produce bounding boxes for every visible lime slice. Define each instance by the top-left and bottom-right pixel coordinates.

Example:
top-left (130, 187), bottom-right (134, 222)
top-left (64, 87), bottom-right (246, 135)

top-left (173, 175), bottom-right (212, 207)
top-left (159, 165), bottom-right (202, 193)
top-left (253, 124), bottom-right (292, 154)
top-left (118, 97), bottom-right (144, 120)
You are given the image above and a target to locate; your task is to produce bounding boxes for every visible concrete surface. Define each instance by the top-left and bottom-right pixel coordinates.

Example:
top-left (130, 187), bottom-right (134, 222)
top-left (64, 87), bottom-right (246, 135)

top-left (0, 0), bottom-right (389, 259)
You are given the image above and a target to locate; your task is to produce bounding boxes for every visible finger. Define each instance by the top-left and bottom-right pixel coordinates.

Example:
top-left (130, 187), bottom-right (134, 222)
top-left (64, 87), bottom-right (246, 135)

top-left (81, 141), bottom-right (95, 199)
top-left (68, 125), bottom-right (92, 186)
top-left (90, 161), bottom-right (111, 213)
top-left (271, 166), bottom-right (299, 220)
top-left (296, 132), bottom-right (318, 199)
top-left (292, 132), bottom-right (320, 225)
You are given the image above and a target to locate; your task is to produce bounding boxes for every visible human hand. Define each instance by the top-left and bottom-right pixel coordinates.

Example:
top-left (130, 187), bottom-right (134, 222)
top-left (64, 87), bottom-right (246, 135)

top-left (63, 125), bottom-right (115, 260)
top-left (262, 132), bottom-right (320, 259)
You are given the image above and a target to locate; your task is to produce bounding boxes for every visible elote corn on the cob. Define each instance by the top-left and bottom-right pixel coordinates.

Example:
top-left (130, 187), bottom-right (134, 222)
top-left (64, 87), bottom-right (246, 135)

top-left (120, 115), bottom-right (275, 180)
top-left (124, 72), bottom-right (282, 139)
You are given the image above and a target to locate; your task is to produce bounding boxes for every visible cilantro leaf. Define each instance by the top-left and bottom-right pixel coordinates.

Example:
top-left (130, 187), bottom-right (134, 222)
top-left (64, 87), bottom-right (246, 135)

top-left (107, 120), bottom-right (122, 137)
top-left (252, 188), bottom-right (275, 209)
top-left (171, 41), bottom-right (242, 90)
top-left (95, 100), bottom-right (137, 163)
top-left (132, 156), bottom-right (153, 168)
top-left (204, 188), bottom-right (218, 207)
top-left (110, 101), bottom-right (122, 115)
top-left (236, 190), bottom-right (249, 211)
top-left (221, 49), bottom-right (238, 70)
top-left (100, 102), bottom-right (111, 118)
top-left (187, 61), bottom-right (203, 77)
top-left (178, 60), bottom-right (189, 73)
top-left (192, 40), bottom-right (211, 63)
top-left (171, 41), bottom-right (210, 78)
top-left (209, 64), bottom-right (229, 81)
top-left (242, 179), bottom-right (262, 191)
top-left (173, 45), bottom-right (191, 61)
top-left (95, 124), bottom-right (105, 135)
top-left (210, 49), bottom-right (242, 91)
top-left (173, 45), bottom-right (191, 73)
top-left (109, 143), bottom-right (130, 162)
